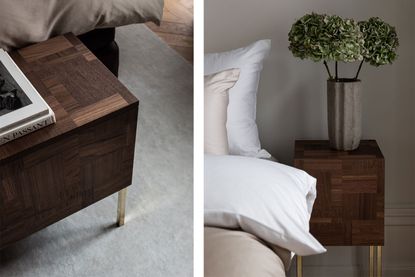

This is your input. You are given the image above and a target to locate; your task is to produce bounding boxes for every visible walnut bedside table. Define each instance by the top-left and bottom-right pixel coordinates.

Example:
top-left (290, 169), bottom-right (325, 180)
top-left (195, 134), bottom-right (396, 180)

top-left (294, 140), bottom-right (385, 277)
top-left (0, 34), bottom-right (138, 249)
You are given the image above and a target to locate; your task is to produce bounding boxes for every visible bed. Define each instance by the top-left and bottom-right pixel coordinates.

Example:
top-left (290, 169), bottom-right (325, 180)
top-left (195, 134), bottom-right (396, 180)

top-left (204, 39), bottom-right (327, 276)
top-left (0, 0), bottom-right (164, 76)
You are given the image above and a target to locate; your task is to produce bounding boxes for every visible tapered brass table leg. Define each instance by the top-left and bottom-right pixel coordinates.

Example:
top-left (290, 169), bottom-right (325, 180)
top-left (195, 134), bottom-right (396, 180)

top-left (117, 188), bottom-right (127, 226)
top-left (369, 246), bottom-right (374, 277)
top-left (297, 255), bottom-right (303, 277)
top-left (377, 246), bottom-right (382, 277)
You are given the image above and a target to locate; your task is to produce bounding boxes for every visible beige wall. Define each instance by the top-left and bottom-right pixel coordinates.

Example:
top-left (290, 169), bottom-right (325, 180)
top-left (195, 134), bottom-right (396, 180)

top-left (205, 0), bottom-right (415, 275)
top-left (205, 0), bottom-right (415, 208)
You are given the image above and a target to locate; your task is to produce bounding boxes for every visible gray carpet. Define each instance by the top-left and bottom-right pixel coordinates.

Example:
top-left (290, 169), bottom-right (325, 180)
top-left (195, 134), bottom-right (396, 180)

top-left (0, 25), bottom-right (193, 277)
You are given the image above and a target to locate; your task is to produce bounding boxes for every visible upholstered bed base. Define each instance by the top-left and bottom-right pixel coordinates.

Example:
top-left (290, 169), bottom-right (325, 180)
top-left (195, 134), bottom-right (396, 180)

top-left (205, 227), bottom-right (291, 277)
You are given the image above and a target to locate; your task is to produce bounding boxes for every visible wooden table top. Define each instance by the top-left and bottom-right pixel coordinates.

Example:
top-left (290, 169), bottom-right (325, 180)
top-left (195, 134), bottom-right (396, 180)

top-left (294, 140), bottom-right (384, 160)
top-left (0, 34), bottom-right (138, 163)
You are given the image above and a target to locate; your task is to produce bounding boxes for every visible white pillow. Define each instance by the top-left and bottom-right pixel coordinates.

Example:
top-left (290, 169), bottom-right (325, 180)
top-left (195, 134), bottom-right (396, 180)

top-left (205, 40), bottom-right (271, 158)
top-left (204, 154), bottom-right (326, 256)
top-left (204, 69), bottom-right (240, 155)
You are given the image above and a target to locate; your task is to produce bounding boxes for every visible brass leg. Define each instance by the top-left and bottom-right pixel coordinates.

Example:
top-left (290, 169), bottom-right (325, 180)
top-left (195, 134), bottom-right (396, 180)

top-left (117, 188), bottom-right (127, 226)
top-left (377, 246), bottom-right (382, 277)
top-left (297, 255), bottom-right (303, 277)
top-left (369, 246), bottom-right (374, 277)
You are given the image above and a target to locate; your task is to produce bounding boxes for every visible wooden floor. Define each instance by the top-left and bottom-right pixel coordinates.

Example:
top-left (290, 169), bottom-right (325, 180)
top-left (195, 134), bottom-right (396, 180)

top-left (146, 0), bottom-right (193, 63)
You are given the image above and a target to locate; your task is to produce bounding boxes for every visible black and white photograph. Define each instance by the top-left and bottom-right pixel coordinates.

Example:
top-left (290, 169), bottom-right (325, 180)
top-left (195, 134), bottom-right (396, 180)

top-left (0, 49), bottom-right (55, 144)
top-left (0, 60), bottom-right (32, 116)
top-left (0, 49), bottom-right (54, 134)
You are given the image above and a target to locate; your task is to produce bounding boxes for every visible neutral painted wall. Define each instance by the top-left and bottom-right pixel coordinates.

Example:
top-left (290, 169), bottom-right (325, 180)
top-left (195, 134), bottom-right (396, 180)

top-left (205, 0), bottom-right (415, 275)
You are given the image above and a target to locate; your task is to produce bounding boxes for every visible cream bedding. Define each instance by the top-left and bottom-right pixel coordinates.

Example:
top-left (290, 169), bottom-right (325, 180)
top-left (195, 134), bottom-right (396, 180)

top-left (205, 227), bottom-right (291, 277)
top-left (0, 0), bottom-right (164, 50)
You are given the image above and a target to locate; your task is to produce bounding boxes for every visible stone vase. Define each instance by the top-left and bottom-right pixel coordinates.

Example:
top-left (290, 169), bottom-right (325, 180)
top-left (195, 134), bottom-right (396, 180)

top-left (327, 79), bottom-right (362, 151)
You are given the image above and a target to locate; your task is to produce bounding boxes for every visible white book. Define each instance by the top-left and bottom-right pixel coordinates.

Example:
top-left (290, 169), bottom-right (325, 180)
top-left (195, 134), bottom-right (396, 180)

top-left (0, 110), bottom-right (55, 145)
top-left (0, 48), bottom-right (56, 145)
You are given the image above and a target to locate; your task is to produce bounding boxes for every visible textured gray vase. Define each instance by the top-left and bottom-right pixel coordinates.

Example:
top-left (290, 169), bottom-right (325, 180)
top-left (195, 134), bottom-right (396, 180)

top-left (327, 79), bottom-right (362, 151)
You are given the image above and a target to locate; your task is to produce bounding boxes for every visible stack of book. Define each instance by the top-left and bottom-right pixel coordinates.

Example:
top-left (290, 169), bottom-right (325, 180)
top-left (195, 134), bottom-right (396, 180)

top-left (0, 49), bottom-right (55, 146)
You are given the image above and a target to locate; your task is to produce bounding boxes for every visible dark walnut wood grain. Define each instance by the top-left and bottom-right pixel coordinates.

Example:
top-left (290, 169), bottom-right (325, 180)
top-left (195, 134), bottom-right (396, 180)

top-left (0, 34), bottom-right (138, 249)
top-left (294, 140), bottom-right (384, 246)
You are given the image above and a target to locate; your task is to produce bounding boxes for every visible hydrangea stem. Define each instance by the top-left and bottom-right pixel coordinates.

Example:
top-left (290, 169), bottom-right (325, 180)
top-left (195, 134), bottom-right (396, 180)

top-left (323, 60), bottom-right (333, 80)
top-left (335, 61), bottom-right (338, 80)
top-left (355, 60), bottom-right (364, 80)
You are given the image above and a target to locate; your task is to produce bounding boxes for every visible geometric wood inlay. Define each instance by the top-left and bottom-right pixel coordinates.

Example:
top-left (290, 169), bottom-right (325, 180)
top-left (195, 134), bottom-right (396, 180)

top-left (294, 140), bottom-right (385, 246)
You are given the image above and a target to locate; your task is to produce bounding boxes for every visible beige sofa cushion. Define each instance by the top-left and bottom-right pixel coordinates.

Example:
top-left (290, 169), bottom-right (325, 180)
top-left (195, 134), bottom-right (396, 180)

top-left (0, 0), bottom-right (164, 50)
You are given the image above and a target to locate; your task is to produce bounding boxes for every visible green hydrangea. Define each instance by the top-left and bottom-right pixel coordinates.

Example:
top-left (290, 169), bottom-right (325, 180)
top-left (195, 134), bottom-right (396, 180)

top-left (358, 17), bottom-right (399, 66)
top-left (288, 13), bottom-right (328, 62)
top-left (288, 13), bottom-right (399, 80)
top-left (288, 13), bottom-right (364, 63)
